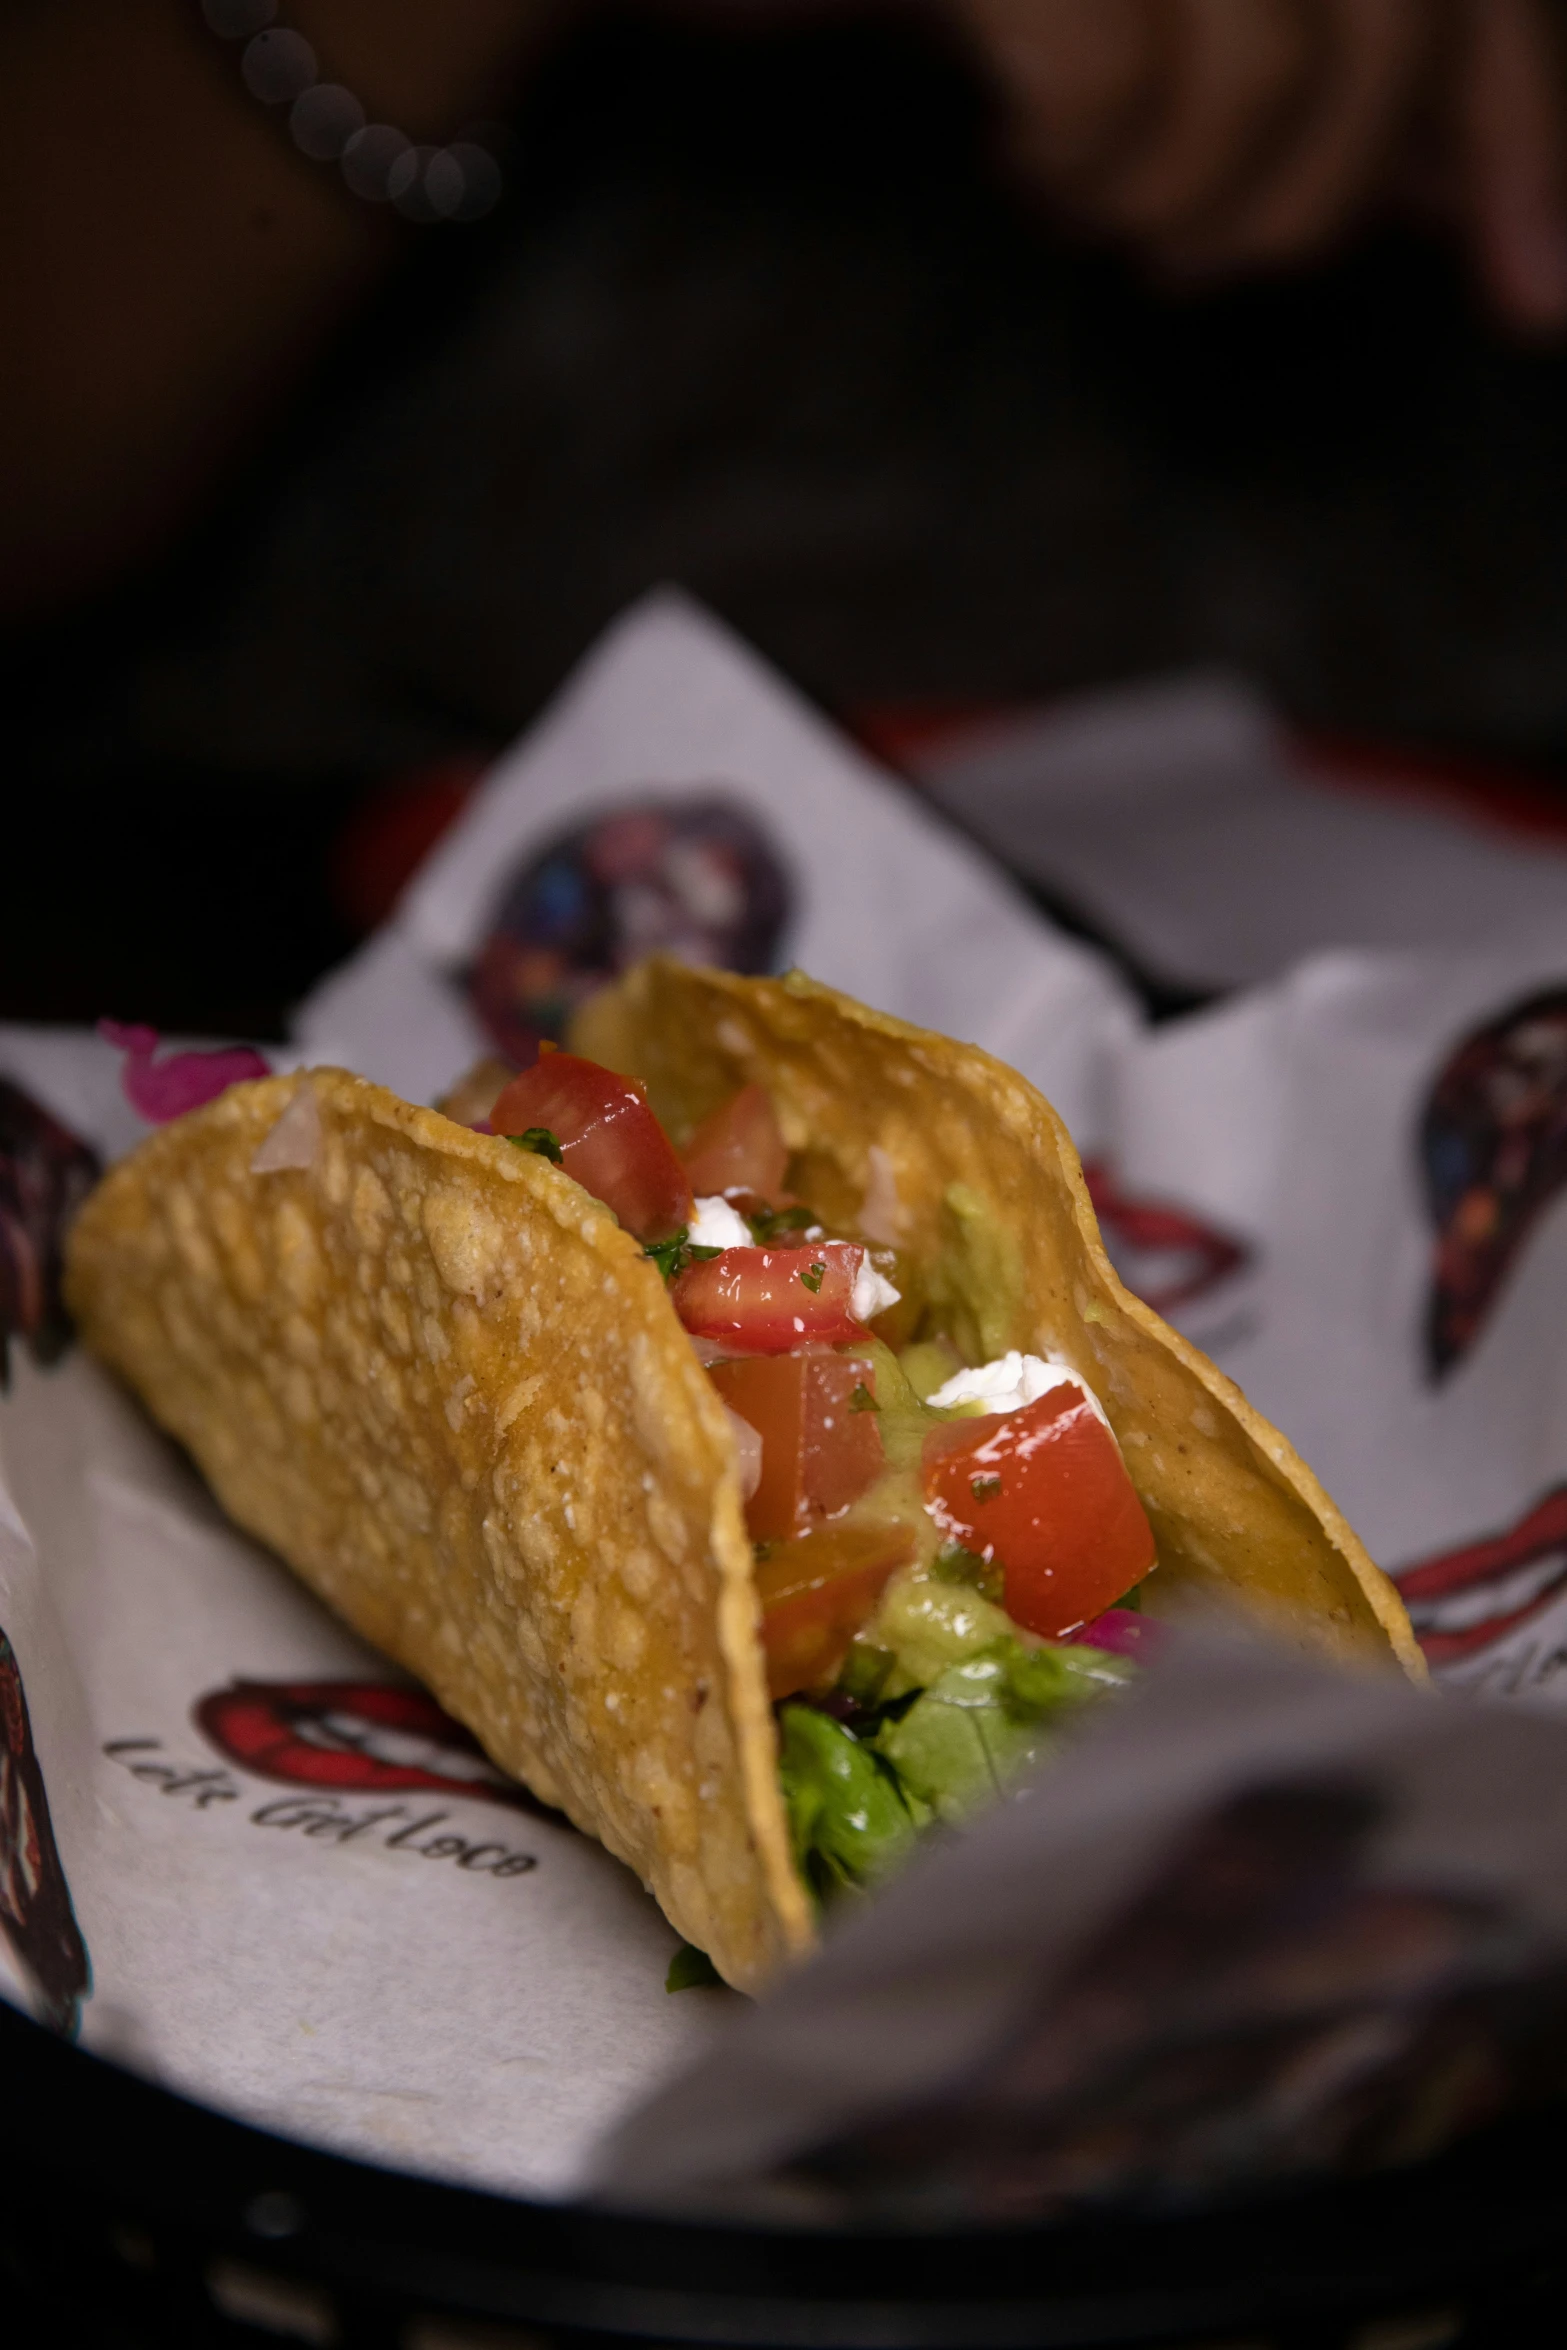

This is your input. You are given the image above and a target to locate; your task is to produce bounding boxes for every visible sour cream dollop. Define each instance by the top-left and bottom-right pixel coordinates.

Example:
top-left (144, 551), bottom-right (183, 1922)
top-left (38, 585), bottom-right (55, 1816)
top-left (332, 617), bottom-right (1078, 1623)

top-left (928, 1350), bottom-right (1111, 1432)
top-left (688, 1194), bottom-right (753, 1250)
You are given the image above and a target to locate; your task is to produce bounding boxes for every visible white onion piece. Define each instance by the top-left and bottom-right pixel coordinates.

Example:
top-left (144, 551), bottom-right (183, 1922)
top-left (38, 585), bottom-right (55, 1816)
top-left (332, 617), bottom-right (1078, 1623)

top-left (850, 1252), bottom-right (901, 1323)
top-left (250, 1083), bottom-right (322, 1173)
top-left (723, 1405), bottom-right (763, 1500)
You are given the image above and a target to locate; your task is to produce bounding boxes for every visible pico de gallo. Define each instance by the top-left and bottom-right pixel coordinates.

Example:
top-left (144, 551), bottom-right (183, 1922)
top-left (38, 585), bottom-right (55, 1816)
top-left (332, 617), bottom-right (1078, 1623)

top-left (487, 1048), bottom-right (1160, 1907)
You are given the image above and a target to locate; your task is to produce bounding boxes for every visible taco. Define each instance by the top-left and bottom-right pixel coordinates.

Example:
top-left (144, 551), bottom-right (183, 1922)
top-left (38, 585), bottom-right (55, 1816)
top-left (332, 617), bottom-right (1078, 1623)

top-left (64, 962), bottom-right (1421, 1991)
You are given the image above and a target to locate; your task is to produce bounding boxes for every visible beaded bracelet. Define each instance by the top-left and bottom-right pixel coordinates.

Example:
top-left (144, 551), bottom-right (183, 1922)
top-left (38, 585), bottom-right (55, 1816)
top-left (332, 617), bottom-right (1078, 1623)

top-left (200, 0), bottom-right (503, 223)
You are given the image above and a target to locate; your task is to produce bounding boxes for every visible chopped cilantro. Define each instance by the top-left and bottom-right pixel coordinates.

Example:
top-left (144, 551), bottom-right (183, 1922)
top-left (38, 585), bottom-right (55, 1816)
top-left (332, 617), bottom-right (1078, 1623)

top-left (932, 1542), bottom-right (1004, 1605)
top-left (643, 1229), bottom-right (723, 1283)
top-left (848, 1382), bottom-right (877, 1414)
top-left (506, 1127), bottom-right (562, 1163)
top-left (643, 1228), bottom-right (689, 1280)
top-left (799, 1261), bottom-right (826, 1295)
top-left (665, 1942), bottom-right (723, 1992)
top-left (970, 1473), bottom-right (1003, 1503)
top-left (746, 1203), bottom-right (814, 1243)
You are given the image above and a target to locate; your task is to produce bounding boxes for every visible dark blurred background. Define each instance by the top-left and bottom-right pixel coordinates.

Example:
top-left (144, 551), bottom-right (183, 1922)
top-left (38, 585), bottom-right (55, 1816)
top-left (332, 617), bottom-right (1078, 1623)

top-left (9, 2), bottom-right (1567, 1037)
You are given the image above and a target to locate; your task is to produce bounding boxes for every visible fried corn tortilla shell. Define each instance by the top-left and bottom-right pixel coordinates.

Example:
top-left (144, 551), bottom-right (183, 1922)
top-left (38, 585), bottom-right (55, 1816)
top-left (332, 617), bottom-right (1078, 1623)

top-left (572, 961), bottom-right (1423, 1681)
top-left (65, 1069), bottom-right (809, 1990)
top-left (65, 965), bottom-right (1421, 1996)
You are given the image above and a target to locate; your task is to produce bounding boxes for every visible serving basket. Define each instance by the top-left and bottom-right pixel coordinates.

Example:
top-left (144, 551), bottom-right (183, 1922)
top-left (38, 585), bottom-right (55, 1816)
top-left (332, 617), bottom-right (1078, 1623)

top-left (5, 1997), bottom-right (1564, 2350)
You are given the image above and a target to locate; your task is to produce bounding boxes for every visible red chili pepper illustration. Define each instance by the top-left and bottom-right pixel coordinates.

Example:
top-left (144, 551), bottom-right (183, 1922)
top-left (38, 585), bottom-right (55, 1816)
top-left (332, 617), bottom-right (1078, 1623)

top-left (1394, 1486), bottom-right (1567, 1669)
top-left (1082, 1161), bottom-right (1250, 1315)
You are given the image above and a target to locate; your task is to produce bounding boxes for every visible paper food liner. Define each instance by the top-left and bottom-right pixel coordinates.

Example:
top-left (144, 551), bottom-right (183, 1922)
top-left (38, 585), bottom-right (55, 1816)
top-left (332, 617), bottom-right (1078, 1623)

top-left (9, 587), bottom-right (1567, 2199)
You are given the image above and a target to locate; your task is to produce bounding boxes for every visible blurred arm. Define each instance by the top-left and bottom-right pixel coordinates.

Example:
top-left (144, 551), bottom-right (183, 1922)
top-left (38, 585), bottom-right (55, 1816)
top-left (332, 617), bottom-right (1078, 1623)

top-left (0, 0), bottom-right (554, 624)
top-left (954, 0), bottom-right (1567, 333)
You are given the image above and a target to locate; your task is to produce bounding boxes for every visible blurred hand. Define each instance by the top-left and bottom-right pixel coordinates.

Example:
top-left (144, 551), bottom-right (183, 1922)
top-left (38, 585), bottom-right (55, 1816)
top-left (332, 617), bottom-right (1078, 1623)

top-left (954, 0), bottom-right (1567, 332)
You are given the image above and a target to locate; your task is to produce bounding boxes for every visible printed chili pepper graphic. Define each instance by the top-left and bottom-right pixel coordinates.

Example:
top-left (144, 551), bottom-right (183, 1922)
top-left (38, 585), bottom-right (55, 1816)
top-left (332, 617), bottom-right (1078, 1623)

top-left (1421, 986), bottom-right (1567, 1380)
top-left (0, 1627), bottom-right (91, 2036)
top-left (1081, 1161), bottom-right (1250, 1315)
top-left (194, 1678), bottom-right (563, 1819)
top-left (1394, 1486), bottom-right (1567, 1670)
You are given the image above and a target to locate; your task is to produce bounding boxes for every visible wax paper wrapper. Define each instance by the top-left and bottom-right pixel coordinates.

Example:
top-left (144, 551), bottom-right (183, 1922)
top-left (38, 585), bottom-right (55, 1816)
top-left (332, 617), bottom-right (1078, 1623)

top-left (594, 1633), bottom-right (1567, 2222)
top-left (7, 586), bottom-right (1567, 2203)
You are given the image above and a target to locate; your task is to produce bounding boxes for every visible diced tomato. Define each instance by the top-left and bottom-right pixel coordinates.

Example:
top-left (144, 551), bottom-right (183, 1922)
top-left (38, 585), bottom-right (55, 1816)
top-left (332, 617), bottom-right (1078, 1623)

top-left (922, 1384), bottom-right (1155, 1639)
top-left (709, 1354), bottom-right (883, 1542)
top-left (682, 1084), bottom-right (790, 1203)
top-left (756, 1521), bottom-right (916, 1700)
top-left (672, 1241), bottom-right (869, 1350)
top-left (490, 1052), bottom-right (692, 1242)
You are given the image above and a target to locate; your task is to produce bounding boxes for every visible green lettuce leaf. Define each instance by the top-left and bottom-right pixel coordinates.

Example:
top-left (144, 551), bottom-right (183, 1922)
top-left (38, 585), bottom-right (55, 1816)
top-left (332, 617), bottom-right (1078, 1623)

top-left (875, 1638), bottom-right (1135, 1823)
top-left (777, 1704), bottom-right (920, 1902)
top-left (665, 1941), bottom-right (724, 1992)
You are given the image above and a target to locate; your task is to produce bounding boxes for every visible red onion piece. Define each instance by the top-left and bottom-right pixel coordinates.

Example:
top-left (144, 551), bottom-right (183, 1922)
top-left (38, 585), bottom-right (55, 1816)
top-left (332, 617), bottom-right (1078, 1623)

top-left (99, 1020), bottom-right (270, 1123)
top-left (1066, 1606), bottom-right (1167, 1661)
top-left (98, 1020), bottom-right (159, 1058)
